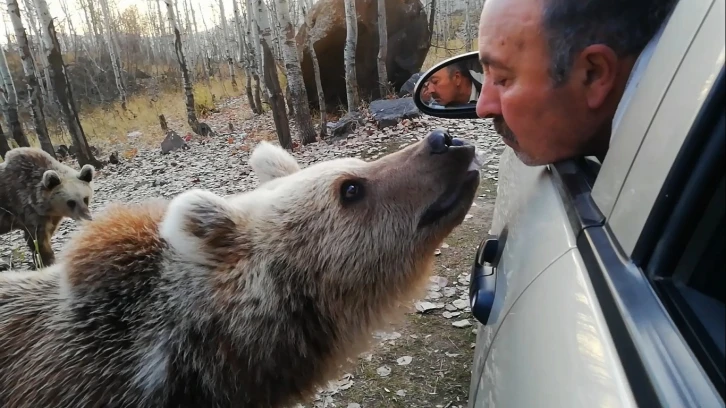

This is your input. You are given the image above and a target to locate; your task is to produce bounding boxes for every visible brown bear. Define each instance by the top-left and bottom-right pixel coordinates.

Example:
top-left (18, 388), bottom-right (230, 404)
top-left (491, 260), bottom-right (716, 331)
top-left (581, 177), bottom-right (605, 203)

top-left (0, 147), bottom-right (95, 269)
top-left (0, 131), bottom-right (482, 408)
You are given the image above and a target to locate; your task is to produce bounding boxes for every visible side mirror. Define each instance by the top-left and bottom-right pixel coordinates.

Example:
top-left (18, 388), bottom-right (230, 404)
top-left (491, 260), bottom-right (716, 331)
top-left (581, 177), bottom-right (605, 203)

top-left (413, 51), bottom-right (481, 119)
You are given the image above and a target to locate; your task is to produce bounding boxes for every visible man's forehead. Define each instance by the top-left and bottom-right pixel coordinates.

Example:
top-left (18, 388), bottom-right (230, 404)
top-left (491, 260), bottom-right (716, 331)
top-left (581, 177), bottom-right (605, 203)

top-left (478, 0), bottom-right (543, 65)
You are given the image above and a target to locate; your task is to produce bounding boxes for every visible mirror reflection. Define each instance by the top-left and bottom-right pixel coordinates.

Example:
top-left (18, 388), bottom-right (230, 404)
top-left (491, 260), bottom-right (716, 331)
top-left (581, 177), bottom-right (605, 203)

top-left (418, 55), bottom-right (482, 110)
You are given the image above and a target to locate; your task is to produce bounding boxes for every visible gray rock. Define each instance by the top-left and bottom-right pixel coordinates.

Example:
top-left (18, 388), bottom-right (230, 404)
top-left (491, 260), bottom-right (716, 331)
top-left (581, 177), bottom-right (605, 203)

top-left (369, 97), bottom-right (420, 129)
top-left (160, 130), bottom-right (188, 154)
top-left (397, 72), bottom-right (424, 97)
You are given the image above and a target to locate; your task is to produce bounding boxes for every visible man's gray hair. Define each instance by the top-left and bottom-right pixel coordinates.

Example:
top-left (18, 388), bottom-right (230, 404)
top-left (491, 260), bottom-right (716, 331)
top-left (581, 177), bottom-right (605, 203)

top-left (542, 0), bottom-right (679, 85)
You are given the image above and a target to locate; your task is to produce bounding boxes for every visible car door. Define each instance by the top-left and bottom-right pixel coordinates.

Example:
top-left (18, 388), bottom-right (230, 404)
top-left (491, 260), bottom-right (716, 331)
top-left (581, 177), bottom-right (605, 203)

top-left (467, 0), bottom-right (723, 406)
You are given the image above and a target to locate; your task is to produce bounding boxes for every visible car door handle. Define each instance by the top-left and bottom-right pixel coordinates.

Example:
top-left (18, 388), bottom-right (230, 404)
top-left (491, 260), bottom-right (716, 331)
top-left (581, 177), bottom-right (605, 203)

top-left (469, 235), bottom-right (499, 325)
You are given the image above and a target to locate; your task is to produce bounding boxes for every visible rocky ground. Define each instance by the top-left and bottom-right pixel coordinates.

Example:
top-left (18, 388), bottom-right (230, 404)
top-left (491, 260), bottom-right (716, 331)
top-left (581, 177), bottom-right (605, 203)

top-left (1, 96), bottom-right (505, 408)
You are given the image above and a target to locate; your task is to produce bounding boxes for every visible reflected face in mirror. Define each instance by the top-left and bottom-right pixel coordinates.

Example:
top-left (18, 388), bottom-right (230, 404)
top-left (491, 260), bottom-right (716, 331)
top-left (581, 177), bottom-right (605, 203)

top-left (427, 64), bottom-right (479, 107)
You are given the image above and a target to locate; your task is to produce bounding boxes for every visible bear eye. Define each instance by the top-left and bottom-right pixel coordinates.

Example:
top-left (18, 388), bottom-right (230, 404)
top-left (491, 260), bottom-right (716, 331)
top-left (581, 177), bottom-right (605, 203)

top-left (83, 197), bottom-right (89, 205)
top-left (67, 200), bottom-right (76, 209)
top-left (340, 180), bottom-right (365, 203)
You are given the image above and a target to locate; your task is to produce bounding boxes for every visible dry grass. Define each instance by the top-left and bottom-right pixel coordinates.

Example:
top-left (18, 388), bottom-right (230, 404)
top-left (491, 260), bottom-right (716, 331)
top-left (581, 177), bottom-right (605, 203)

top-left (16, 77), bottom-right (245, 152)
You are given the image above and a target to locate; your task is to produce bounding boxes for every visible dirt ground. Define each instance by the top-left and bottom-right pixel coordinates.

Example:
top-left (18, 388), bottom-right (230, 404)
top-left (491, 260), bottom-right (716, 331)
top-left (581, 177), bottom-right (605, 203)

top-left (303, 178), bottom-right (497, 408)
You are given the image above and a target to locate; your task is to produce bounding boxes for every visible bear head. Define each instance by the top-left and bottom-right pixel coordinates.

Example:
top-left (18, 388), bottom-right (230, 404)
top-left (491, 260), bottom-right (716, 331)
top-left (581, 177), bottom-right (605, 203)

top-left (42, 164), bottom-right (95, 221)
top-left (158, 130), bottom-right (481, 325)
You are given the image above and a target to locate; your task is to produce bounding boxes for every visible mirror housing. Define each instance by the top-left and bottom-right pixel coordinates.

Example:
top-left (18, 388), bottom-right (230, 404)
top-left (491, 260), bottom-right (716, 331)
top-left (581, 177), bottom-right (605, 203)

top-left (413, 51), bottom-right (481, 119)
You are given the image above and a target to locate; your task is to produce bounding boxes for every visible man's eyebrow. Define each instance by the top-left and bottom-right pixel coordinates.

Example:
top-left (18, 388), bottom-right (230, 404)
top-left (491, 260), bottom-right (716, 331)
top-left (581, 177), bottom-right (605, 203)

top-left (479, 54), bottom-right (510, 70)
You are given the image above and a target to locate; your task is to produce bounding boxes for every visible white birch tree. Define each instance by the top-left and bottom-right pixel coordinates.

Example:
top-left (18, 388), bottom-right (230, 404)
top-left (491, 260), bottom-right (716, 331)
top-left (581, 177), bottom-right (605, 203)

top-left (255, 0), bottom-right (292, 148)
top-left (7, 0), bottom-right (53, 157)
top-left (274, 0), bottom-right (316, 144)
top-left (99, 0), bottom-right (128, 110)
top-left (301, 5), bottom-right (326, 139)
top-left (343, 0), bottom-right (359, 112)
top-left (33, 0), bottom-right (101, 167)
top-left (0, 43), bottom-right (31, 149)
top-left (377, 0), bottom-right (389, 96)
top-left (218, 0), bottom-right (237, 87)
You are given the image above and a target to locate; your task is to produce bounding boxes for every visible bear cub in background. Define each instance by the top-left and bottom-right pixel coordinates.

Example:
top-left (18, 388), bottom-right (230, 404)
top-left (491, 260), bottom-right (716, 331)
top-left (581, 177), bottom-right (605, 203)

top-left (0, 147), bottom-right (95, 269)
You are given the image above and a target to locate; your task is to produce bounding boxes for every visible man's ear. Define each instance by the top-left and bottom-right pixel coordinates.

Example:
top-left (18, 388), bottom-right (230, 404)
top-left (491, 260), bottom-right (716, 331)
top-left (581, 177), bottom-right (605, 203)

top-left (575, 44), bottom-right (619, 110)
top-left (42, 170), bottom-right (61, 190)
top-left (249, 141), bottom-right (301, 183)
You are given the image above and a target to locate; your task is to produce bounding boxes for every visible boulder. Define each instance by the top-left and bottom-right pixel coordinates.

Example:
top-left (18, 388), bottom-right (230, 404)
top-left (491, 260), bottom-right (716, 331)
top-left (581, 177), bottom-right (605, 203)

top-left (296, 0), bottom-right (430, 111)
top-left (397, 72), bottom-right (424, 98)
top-left (160, 130), bottom-right (188, 154)
top-left (369, 97), bottom-right (420, 129)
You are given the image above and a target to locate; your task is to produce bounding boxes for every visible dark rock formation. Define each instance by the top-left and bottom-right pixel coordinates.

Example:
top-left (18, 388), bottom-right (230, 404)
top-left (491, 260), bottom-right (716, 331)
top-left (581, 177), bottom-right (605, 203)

top-left (296, 0), bottom-right (430, 111)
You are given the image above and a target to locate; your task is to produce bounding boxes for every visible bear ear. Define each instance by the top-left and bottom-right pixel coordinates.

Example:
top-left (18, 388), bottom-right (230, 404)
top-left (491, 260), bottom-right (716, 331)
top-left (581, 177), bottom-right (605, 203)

top-left (42, 170), bottom-right (62, 190)
top-left (159, 189), bottom-right (242, 266)
top-left (249, 141), bottom-right (301, 183)
top-left (78, 164), bottom-right (95, 183)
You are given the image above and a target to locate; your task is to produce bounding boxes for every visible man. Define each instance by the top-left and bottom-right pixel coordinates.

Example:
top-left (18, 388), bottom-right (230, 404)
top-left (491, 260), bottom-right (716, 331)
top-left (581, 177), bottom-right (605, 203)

top-left (428, 61), bottom-right (482, 107)
top-left (475, 0), bottom-right (678, 166)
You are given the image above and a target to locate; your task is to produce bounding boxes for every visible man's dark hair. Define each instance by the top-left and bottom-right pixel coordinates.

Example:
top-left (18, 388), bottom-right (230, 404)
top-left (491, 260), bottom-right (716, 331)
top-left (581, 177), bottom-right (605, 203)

top-left (542, 0), bottom-right (679, 85)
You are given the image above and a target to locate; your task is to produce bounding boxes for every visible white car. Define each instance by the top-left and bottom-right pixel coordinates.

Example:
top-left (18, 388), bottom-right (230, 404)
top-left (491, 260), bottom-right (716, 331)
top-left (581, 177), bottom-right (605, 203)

top-left (413, 0), bottom-right (725, 406)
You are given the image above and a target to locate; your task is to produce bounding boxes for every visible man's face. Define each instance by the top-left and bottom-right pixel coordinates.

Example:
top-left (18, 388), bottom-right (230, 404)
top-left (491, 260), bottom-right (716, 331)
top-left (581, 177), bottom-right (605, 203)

top-left (429, 69), bottom-right (470, 106)
top-left (475, 0), bottom-right (614, 165)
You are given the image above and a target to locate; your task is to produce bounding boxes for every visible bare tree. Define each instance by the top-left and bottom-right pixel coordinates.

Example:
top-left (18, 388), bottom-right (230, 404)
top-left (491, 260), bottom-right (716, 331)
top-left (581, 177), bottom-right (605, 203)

top-left (33, 0), bottom-right (101, 168)
top-left (164, 0), bottom-right (201, 134)
top-left (7, 0), bottom-right (53, 157)
top-left (377, 0), bottom-right (389, 96)
top-left (245, 0), bottom-right (265, 110)
top-left (255, 0), bottom-right (292, 149)
top-left (218, 0), bottom-right (237, 88)
top-left (343, 0), bottom-right (359, 112)
top-left (428, 0), bottom-right (436, 43)
top-left (0, 44), bottom-right (30, 148)
top-left (99, 0), bottom-right (128, 110)
top-left (301, 5), bottom-right (326, 139)
top-left (233, 0), bottom-right (258, 114)
top-left (274, 0), bottom-right (316, 144)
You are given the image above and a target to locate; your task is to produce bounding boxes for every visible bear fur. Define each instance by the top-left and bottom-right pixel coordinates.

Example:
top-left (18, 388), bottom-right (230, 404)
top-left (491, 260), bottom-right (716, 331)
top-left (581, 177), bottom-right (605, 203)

top-left (0, 147), bottom-right (95, 268)
top-left (0, 135), bottom-right (480, 408)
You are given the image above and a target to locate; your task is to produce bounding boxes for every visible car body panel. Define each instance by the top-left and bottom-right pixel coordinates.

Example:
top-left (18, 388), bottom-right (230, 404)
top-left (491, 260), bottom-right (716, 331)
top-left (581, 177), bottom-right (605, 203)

top-left (468, 147), bottom-right (579, 403)
top-left (470, 250), bottom-right (636, 408)
top-left (591, 0), bottom-right (715, 217)
top-left (607, 0), bottom-right (725, 256)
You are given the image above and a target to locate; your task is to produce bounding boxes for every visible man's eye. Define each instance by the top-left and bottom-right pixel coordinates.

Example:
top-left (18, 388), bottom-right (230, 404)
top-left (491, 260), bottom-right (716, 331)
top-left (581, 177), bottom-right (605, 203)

top-left (493, 78), bottom-right (508, 86)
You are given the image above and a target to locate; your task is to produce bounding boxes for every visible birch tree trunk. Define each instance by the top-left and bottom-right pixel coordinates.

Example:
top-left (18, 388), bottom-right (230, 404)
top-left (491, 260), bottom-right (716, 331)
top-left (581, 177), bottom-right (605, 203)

top-left (245, 0), bottom-right (265, 110)
top-left (99, 0), bottom-right (128, 110)
top-left (233, 0), bottom-right (259, 114)
top-left (33, 0), bottom-right (100, 167)
top-left (164, 0), bottom-right (200, 134)
top-left (428, 0), bottom-right (435, 43)
top-left (255, 0), bottom-right (292, 149)
top-left (218, 0), bottom-right (237, 88)
top-left (7, 0), bottom-right (53, 157)
top-left (302, 6), bottom-right (326, 139)
top-left (275, 0), bottom-right (316, 144)
top-left (343, 0), bottom-right (359, 112)
top-left (191, 3), bottom-right (210, 84)
top-left (376, 0), bottom-right (389, 97)
top-left (464, 0), bottom-right (472, 51)
top-left (0, 44), bottom-right (31, 148)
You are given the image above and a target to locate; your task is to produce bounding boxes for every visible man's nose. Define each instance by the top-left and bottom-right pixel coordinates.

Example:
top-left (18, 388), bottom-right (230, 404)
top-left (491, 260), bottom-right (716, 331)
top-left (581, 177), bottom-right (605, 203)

top-left (476, 76), bottom-right (502, 118)
top-left (427, 129), bottom-right (465, 154)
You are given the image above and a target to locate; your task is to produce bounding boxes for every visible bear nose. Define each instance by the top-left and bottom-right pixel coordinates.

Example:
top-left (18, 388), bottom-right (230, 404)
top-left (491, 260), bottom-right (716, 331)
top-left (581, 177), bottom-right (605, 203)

top-left (427, 129), bottom-right (465, 154)
top-left (428, 129), bottom-right (451, 154)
